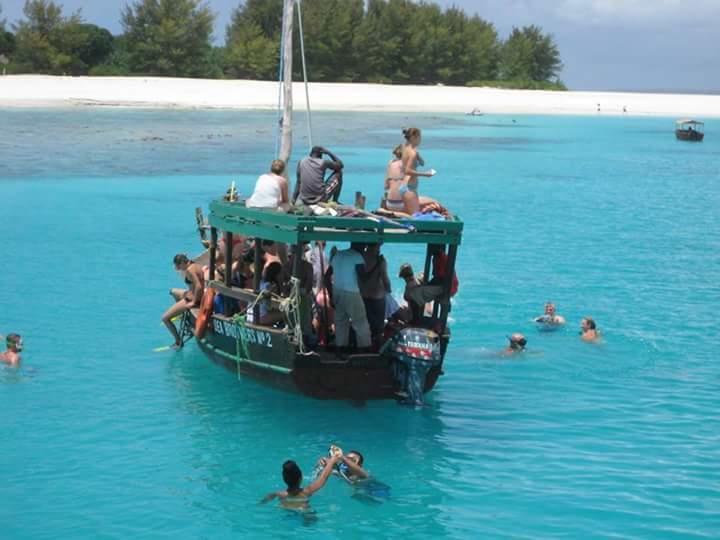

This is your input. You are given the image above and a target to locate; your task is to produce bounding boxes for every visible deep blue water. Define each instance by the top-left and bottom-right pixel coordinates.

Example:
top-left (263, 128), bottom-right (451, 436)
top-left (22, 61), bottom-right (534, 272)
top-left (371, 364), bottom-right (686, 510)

top-left (2, 108), bottom-right (719, 539)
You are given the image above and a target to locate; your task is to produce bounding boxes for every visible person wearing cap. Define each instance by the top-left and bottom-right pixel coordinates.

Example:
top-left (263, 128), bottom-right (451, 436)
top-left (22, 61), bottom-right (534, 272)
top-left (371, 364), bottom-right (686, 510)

top-left (580, 317), bottom-right (600, 342)
top-left (399, 263), bottom-right (444, 322)
top-left (504, 333), bottom-right (527, 355)
top-left (293, 146), bottom-right (344, 205)
top-left (0, 333), bottom-right (23, 367)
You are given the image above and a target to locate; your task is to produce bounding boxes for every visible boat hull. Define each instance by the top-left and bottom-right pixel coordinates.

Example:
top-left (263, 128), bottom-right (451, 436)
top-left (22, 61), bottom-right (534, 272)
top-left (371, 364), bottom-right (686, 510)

top-left (676, 129), bottom-right (704, 141)
top-left (189, 312), bottom-right (443, 401)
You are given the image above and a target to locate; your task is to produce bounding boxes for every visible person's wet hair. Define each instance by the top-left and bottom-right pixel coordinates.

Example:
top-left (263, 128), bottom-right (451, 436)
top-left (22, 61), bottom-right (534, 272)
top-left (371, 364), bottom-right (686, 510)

top-left (270, 159), bottom-right (285, 175)
top-left (350, 242), bottom-right (365, 252)
top-left (6, 333), bottom-right (21, 348)
top-left (264, 261), bottom-right (283, 283)
top-left (282, 460), bottom-right (302, 489)
top-left (173, 254), bottom-right (189, 266)
top-left (348, 450), bottom-right (364, 466)
top-left (399, 263), bottom-right (414, 279)
top-left (509, 334), bottom-right (527, 350)
top-left (585, 318), bottom-right (596, 330)
top-left (402, 127), bottom-right (421, 141)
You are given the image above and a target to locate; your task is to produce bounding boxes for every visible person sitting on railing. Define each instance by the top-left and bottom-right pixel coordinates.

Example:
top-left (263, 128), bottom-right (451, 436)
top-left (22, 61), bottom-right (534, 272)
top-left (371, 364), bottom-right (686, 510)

top-left (246, 159), bottom-right (290, 211)
top-left (293, 146), bottom-right (344, 206)
top-left (258, 261), bottom-right (285, 327)
top-left (398, 263), bottom-right (444, 323)
top-left (162, 254), bottom-right (205, 349)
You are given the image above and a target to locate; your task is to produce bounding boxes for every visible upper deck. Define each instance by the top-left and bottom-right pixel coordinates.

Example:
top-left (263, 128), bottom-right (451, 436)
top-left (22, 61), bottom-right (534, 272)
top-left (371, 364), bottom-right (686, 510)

top-left (208, 200), bottom-right (464, 246)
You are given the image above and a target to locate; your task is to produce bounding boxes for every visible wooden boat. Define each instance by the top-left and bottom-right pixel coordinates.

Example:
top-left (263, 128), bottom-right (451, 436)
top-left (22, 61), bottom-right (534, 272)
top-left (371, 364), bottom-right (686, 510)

top-left (675, 119), bottom-right (704, 141)
top-left (181, 203), bottom-right (462, 404)
top-left (173, 0), bottom-right (463, 404)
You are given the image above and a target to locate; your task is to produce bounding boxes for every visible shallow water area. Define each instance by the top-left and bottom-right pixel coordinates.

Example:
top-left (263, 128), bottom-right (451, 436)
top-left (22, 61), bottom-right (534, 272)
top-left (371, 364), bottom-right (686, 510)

top-left (2, 108), bottom-right (720, 539)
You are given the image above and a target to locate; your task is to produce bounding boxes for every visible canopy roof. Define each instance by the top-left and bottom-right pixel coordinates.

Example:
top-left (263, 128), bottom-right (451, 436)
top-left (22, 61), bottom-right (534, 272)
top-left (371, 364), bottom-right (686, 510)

top-left (208, 200), bottom-right (463, 246)
top-left (676, 119), bottom-right (704, 126)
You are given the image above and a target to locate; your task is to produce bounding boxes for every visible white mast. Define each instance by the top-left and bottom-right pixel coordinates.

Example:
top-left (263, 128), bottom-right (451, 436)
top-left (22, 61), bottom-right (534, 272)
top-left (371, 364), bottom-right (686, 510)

top-left (278, 0), bottom-right (294, 174)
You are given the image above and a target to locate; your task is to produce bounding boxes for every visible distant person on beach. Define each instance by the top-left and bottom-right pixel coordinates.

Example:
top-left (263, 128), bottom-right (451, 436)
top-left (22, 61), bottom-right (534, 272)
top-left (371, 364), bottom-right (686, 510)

top-left (161, 254), bottom-right (205, 349)
top-left (246, 159), bottom-right (289, 210)
top-left (580, 317), bottom-right (600, 342)
top-left (535, 302), bottom-right (566, 326)
top-left (0, 334), bottom-right (23, 367)
top-left (504, 333), bottom-right (527, 355)
top-left (261, 453), bottom-right (342, 508)
top-left (397, 127), bottom-right (436, 214)
top-left (293, 146), bottom-right (344, 205)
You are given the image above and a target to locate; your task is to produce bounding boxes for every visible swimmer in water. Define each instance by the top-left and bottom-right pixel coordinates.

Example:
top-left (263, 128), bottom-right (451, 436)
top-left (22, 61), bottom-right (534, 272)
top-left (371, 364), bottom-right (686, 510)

top-left (0, 334), bottom-right (23, 367)
top-left (580, 317), bottom-right (600, 342)
top-left (504, 333), bottom-right (527, 355)
top-left (317, 449), bottom-right (369, 483)
top-left (261, 452), bottom-right (343, 509)
top-left (535, 302), bottom-right (566, 326)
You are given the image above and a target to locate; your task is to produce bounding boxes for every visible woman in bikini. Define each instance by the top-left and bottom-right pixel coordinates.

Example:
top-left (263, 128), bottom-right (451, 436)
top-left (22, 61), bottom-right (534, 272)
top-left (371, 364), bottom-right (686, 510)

top-left (162, 253), bottom-right (205, 349)
top-left (386, 128), bottom-right (436, 215)
top-left (383, 145), bottom-right (406, 212)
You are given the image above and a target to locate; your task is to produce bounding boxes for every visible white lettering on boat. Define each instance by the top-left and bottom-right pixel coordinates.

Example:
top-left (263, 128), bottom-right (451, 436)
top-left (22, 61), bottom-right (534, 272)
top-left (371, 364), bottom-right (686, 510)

top-left (406, 341), bottom-right (432, 350)
top-left (211, 318), bottom-right (273, 348)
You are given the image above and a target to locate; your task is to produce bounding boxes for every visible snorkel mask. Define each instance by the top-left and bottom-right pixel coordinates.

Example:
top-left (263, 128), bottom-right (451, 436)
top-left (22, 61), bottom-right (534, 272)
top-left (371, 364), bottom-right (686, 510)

top-left (7, 336), bottom-right (23, 352)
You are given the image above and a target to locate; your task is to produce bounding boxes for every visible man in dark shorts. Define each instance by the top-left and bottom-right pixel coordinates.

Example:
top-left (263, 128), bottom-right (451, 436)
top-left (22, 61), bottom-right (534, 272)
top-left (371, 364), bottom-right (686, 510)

top-left (293, 146), bottom-right (344, 205)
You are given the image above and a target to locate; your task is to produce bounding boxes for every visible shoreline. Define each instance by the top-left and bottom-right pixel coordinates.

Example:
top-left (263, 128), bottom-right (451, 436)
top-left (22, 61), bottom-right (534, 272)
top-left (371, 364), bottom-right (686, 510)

top-left (1, 75), bottom-right (719, 117)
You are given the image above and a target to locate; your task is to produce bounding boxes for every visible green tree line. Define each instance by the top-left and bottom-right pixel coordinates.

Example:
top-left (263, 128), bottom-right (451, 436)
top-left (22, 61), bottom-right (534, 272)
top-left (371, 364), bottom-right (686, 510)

top-left (0, 0), bottom-right (565, 89)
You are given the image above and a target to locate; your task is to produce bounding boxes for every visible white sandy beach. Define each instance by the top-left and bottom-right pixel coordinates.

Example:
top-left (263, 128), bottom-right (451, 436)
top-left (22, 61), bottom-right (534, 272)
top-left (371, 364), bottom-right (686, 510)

top-left (1, 75), bottom-right (719, 117)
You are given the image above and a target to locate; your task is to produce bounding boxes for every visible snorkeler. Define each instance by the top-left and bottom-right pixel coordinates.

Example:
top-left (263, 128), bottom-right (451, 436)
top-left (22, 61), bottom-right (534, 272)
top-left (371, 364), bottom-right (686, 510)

top-left (580, 317), bottom-right (600, 342)
top-left (0, 333), bottom-right (23, 367)
top-left (261, 452), bottom-right (343, 508)
top-left (534, 302), bottom-right (566, 327)
top-left (504, 333), bottom-right (527, 355)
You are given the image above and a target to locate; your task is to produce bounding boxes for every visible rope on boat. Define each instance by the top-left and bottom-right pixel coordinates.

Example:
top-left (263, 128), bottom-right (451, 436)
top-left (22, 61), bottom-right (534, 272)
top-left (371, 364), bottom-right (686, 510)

top-left (279, 276), bottom-right (307, 354)
top-left (296, 0), bottom-right (314, 150)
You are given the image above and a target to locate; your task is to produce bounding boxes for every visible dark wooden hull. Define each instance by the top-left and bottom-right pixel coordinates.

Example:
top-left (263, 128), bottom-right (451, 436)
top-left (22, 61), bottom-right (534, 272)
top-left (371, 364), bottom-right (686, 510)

top-left (676, 129), bottom-right (704, 141)
top-left (189, 312), bottom-right (443, 401)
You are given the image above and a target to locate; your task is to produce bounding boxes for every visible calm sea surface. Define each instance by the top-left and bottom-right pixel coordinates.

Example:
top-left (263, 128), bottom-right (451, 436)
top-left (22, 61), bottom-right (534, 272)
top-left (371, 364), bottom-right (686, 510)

top-left (1, 109), bottom-right (719, 539)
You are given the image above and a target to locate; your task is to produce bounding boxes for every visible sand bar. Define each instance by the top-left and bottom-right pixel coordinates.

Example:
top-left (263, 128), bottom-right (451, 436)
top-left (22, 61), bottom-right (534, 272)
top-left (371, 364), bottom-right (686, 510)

top-left (1, 75), bottom-right (719, 117)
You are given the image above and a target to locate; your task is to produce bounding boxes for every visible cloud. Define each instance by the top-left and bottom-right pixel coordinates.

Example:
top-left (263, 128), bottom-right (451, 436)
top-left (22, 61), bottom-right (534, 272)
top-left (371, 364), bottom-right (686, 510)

top-left (552, 0), bottom-right (720, 24)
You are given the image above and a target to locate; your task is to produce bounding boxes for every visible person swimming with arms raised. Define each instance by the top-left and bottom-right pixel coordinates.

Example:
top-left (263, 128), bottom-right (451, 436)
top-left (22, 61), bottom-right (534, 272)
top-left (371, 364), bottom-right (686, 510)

top-left (534, 302), bottom-right (566, 328)
top-left (580, 317), bottom-right (600, 342)
top-left (0, 334), bottom-right (23, 368)
top-left (261, 451), bottom-right (343, 510)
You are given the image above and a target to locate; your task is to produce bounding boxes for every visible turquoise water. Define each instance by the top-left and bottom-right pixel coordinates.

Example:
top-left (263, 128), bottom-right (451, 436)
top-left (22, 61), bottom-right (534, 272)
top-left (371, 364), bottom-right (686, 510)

top-left (2, 109), bottom-right (719, 538)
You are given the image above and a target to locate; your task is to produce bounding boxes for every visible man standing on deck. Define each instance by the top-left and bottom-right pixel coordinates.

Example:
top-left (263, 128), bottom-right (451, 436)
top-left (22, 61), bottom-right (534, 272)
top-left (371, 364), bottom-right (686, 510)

top-left (328, 243), bottom-right (371, 350)
top-left (293, 146), bottom-right (344, 205)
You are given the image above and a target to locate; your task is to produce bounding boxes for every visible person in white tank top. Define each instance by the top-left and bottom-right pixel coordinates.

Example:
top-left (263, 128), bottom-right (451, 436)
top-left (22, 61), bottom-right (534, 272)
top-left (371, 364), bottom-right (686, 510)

top-left (246, 159), bottom-right (289, 210)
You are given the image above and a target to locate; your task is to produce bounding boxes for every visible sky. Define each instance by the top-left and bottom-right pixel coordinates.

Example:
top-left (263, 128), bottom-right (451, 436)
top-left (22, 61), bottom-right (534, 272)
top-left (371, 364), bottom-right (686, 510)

top-left (2, 0), bottom-right (719, 92)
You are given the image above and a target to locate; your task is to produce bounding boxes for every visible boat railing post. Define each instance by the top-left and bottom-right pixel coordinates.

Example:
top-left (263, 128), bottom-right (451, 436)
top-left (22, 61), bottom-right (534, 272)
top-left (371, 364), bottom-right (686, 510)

top-left (209, 227), bottom-right (217, 282)
top-left (423, 244), bottom-right (433, 285)
top-left (253, 238), bottom-right (262, 322)
top-left (438, 244), bottom-right (458, 334)
top-left (224, 231), bottom-right (232, 316)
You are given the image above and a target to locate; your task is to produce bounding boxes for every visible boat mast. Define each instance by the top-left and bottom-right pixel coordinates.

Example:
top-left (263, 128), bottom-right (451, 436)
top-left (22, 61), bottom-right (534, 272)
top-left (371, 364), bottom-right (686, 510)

top-left (278, 0), bottom-right (294, 173)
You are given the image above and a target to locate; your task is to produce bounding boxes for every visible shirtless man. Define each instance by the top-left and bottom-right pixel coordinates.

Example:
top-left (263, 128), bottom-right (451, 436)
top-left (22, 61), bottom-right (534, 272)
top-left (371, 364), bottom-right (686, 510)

top-left (261, 453), bottom-right (342, 508)
top-left (580, 317), bottom-right (600, 342)
top-left (0, 334), bottom-right (23, 367)
top-left (161, 254), bottom-right (205, 349)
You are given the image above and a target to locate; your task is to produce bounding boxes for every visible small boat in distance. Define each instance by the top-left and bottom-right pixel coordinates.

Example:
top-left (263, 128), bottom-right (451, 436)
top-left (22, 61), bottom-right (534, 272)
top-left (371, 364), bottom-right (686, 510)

top-left (467, 108), bottom-right (484, 116)
top-left (675, 119), bottom-right (704, 142)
